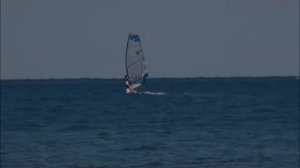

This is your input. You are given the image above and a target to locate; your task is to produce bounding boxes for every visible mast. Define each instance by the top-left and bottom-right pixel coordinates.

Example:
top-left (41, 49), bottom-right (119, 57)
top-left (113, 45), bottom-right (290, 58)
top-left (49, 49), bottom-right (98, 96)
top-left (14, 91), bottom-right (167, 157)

top-left (125, 34), bottom-right (130, 76)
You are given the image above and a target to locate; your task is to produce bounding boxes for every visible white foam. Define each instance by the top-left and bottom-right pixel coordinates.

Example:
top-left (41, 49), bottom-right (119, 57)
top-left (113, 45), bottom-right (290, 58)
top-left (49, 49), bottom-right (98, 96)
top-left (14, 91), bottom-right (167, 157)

top-left (142, 91), bottom-right (166, 95)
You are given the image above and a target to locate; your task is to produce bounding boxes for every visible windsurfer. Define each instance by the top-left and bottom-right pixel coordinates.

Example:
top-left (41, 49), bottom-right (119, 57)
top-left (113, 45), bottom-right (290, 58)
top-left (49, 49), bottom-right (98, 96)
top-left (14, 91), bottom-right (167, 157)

top-left (124, 75), bottom-right (137, 94)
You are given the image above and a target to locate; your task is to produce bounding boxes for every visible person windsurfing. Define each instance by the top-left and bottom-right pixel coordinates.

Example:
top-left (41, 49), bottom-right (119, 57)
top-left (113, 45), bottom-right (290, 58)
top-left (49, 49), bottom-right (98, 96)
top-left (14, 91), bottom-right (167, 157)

top-left (124, 75), bottom-right (137, 94)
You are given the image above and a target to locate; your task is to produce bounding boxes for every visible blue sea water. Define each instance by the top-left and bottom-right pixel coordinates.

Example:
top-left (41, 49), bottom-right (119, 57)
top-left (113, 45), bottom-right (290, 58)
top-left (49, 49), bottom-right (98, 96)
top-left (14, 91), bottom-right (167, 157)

top-left (1, 78), bottom-right (299, 168)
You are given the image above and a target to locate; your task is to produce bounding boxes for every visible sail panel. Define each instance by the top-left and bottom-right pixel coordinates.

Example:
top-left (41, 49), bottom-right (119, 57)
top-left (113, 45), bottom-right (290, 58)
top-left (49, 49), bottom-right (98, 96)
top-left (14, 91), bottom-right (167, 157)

top-left (125, 34), bottom-right (148, 89)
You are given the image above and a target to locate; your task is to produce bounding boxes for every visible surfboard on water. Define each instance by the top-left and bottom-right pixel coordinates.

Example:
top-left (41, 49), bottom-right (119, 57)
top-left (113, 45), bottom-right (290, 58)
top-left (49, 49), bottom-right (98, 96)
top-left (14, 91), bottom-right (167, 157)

top-left (125, 34), bottom-right (149, 93)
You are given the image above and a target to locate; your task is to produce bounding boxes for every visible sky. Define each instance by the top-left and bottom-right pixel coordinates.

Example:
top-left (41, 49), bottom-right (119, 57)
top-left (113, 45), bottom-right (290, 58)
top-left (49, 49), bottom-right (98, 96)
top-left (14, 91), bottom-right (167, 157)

top-left (1, 0), bottom-right (299, 79)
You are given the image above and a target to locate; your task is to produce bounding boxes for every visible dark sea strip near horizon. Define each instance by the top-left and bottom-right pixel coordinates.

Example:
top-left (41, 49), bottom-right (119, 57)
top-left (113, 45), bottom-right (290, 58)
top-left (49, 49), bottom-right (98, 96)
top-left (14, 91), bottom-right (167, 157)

top-left (1, 77), bottom-right (299, 168)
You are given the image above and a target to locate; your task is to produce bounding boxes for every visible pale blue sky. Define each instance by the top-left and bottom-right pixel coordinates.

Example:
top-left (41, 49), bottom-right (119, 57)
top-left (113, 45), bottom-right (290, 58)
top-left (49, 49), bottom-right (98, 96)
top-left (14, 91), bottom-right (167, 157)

top-left (1, 0), bottom-right (299, 79)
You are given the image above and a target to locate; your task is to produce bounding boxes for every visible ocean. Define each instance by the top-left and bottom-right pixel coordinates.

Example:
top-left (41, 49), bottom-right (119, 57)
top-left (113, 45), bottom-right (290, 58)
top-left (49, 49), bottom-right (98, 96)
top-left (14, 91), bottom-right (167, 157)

top-left (1, 78), bottom-right (299, 168)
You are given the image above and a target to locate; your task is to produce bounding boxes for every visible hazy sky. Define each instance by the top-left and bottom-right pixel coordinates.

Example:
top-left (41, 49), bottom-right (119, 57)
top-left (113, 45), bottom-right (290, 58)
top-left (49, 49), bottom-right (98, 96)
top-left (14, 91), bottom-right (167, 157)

top-left (1, 0), bottom-right (299, 79)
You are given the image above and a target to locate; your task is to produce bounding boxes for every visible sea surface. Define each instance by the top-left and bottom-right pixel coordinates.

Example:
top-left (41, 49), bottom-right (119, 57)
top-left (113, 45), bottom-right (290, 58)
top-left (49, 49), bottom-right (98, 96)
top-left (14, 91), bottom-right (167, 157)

top-left (1, 78), bottom-right (299, 168)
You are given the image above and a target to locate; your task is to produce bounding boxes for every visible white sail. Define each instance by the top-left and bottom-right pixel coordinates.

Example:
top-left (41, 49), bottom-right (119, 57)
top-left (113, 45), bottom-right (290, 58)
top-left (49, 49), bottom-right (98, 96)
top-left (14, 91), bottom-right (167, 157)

top-left (125, 34), bottom-right (148, 89)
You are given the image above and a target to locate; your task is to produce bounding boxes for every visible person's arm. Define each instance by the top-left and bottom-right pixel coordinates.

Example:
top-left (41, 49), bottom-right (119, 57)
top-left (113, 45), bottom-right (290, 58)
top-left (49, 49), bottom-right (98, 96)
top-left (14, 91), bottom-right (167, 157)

top-left (128, 85), bottom-right (137, 93)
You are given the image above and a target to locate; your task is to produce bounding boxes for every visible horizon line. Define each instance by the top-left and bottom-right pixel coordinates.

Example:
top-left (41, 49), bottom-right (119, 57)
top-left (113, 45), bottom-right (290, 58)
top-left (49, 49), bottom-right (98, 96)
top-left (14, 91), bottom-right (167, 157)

top-left (1, 75), bottom-right (299, 81)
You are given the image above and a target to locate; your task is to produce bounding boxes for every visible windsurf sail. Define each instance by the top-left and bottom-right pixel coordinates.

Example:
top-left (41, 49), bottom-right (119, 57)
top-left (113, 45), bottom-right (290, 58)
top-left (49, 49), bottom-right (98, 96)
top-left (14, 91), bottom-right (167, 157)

top-left (125, 33), bottom-right (148, 89)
